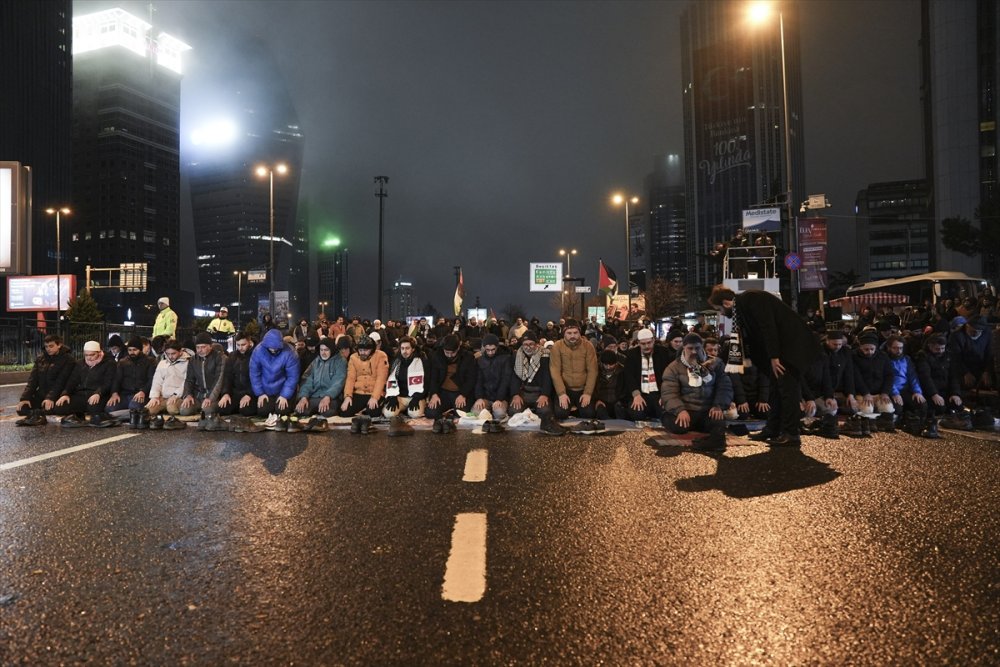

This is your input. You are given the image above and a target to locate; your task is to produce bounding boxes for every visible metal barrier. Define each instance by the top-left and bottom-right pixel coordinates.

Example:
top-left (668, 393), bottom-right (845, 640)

top-left (0, 318), bottom-right (203, 365)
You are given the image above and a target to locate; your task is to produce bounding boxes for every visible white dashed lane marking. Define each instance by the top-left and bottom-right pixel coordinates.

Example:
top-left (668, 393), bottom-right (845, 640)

top-left (462, 449), bottom-right (488, 482)
top-left (442, 512), bottom-right (487, 602)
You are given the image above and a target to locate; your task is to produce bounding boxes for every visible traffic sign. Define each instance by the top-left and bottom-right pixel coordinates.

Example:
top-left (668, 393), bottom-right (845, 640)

top-left (784, 252), bottom-right (801, 270)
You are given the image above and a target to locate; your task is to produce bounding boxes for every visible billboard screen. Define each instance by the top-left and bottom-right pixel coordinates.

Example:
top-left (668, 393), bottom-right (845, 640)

top-left (7, 275), bottom-right (76, 311)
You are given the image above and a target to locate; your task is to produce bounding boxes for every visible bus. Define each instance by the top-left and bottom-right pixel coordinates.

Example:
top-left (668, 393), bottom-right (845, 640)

top-left (844, 271), bottom-right (994, 309)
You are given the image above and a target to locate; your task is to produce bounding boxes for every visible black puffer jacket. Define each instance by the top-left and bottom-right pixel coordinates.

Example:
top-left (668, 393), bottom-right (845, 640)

top-left (20, 345), bottom-right (75, 402)
top-left (61, 355), bottom-right (117, 398)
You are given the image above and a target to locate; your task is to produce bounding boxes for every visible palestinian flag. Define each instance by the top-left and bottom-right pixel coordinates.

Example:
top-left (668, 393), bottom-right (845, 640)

top-left (599, 259), bottom-right (619, 297)
top-left (453, 268), bottom-right (465, 316)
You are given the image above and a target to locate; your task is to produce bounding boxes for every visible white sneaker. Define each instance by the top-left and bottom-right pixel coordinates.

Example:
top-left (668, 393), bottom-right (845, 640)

top-left (263, 413), bottom-right (278, 429)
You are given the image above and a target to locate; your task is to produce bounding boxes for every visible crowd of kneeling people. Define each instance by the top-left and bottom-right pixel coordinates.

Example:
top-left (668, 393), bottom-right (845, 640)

top-left (13, 296), bottom-right (999, 450)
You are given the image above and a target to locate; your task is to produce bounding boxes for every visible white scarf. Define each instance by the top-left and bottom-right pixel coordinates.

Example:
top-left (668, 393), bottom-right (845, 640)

top-left (387, 356), bottom-right (425, 396)
top-left (640, 354), bottom-right (657, 393)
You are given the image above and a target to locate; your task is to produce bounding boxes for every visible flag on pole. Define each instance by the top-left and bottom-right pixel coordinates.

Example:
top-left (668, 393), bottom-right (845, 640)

top-left (453, 269), bottom-right (465, 316)
top-left (598, 259), bottom-right (619, 297)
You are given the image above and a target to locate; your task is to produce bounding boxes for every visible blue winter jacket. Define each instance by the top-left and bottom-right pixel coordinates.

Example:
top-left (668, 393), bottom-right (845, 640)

top-left (250, 329), bottom-right (301, 399)
top-left (888, 354), bottom-right (923, 396)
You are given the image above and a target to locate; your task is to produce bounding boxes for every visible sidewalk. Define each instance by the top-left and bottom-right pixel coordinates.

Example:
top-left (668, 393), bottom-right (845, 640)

top-left (0, 372), bottom-right (29, 386)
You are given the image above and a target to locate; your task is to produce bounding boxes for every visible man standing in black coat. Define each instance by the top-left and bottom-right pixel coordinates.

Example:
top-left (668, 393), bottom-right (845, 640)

top-left (708, 286), bottom-right (820, 446)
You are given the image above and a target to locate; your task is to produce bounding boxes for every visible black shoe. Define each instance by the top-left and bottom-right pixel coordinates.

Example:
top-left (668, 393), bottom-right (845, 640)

top-left (285, 416), bottom-right (303, 433)
top-left (483, 419), bottom-right (505, 434)
top-left (859, 416), bottom-right (873, 437)
top-left (876, 413), bottom-right (896, 433)
top-left (818, 414), bottom-right (840, 440)
top-left (432, 418), bottom-right (443, 434)
top-left (539, 414), bottom-right (568, 436)
top-left (273, 415), bottom-right (289, 432)
top-left (308, 416), bottom-right (328, 432)
top-left (60, 414), bottom-right (86, 428)
top-left (921, 417), bottom-right (942, 439)
top-left (89, 413), bottom-right (119, 428)
top-left (148, 414), bottom-right (164, 430)
top-left (16, 409), bottom-right (46, 427)
top-left (127, 409), bottom-right (141, 429)
top-left (162, 416), bottom-right (186, 431)
top-left (351, 415), bottom-right (371, 435)
top-left (767, 434), bottom-right (802, 447)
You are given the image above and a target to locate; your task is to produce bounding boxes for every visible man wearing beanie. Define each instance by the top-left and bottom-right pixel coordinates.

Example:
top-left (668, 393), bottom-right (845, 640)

top-left (182, 332), bottom-right (228, 419)
top-left (152, 297), bottom-right (177, 339)
top-left (548, 319), bottom-right (598, 420)
top-left (107, 336), bottom-right (156, 422)
top-left (52, 340), bottom-right (119, 427)
top-left (623, 327), bottom-right (671, 422)
top-left (708, 285), bottom-right (820, 447)
top-left (473, 334), bottom-right (512, 420)
top-left (852, 331), bottom-right (895, 419)
top-left (660, 332), bottom-right (733, 451)
top-left (594, 348), bottom-right (627, 420)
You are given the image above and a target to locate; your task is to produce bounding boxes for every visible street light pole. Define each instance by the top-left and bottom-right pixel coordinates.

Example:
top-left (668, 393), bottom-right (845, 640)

top-left (375, 176), bottom-right (389, 319)
top-left (612, 194), bottom-right (639, 314)
top-left (255, 164), bottom-right (288, 316)
top-left (233, 270), bottom-right (245, 326)
top-left (748, 2), bottom-right (796, 309)
top-left (559, 248), bottom-right (577, 317)
top-left (46, 207), bottom-right (70, 334)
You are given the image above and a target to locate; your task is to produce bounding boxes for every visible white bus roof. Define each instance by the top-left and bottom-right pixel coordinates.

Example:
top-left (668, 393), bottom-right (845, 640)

top-left (847, 271), bottom-right (988, 293)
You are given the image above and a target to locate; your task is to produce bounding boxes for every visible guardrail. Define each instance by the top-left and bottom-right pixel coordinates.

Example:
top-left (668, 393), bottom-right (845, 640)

top-left (0, 318), bottom-right (203, 365)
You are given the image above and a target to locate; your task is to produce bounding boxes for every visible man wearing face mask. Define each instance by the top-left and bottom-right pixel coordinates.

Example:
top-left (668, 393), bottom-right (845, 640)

top-left (708, 286), bottom-right (820, 447)
top-left (660, 333), bottom-right (733, 452)
top-left (250, 328), bottom-right (301, 430)
top-left (107, 336), bottom-right (156, 426)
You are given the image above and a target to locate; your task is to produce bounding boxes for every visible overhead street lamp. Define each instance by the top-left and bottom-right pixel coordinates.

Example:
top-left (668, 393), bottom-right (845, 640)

top-left (45, 207), bottom-right (71, 333)
top-left (747, 1), bottom-right (797, 308)
top-left (612, 193), bottom-right (639, 312)
top-left (233, 270), bottom-right (246, 326)
top-left (255, 163), bottom-right (288, 313)
top-left (318, 301), bottom-right (329, 318)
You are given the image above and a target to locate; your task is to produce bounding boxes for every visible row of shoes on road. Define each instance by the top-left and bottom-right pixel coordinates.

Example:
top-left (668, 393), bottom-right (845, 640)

top-left (536, 414), bottom-right (607, 436)
top-left (260, 413), bottom-right (329, 433)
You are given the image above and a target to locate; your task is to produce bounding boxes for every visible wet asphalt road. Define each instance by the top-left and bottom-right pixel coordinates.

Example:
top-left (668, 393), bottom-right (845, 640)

top-left (0, 386), bottom-right (998, 666)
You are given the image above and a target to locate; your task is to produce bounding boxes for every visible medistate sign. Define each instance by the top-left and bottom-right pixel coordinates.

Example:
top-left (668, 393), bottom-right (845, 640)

top-left (529, 263), bottom-right (562, 292)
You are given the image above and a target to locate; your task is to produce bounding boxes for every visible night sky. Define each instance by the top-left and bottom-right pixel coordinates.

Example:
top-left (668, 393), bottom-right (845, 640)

top-left (74, 0), bottom-right (923, 319)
